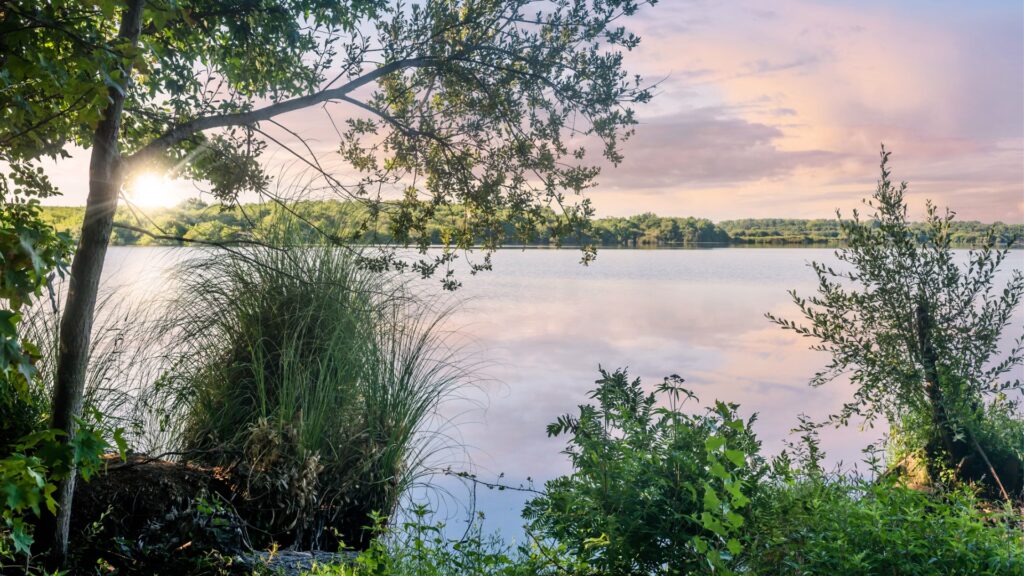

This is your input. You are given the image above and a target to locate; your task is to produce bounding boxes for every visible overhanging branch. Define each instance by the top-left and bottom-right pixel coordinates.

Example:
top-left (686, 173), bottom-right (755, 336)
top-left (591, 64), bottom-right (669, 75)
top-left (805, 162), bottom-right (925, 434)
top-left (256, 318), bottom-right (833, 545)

top-left (127, 56), bottom-right (438, 165)
top-left (113, 222), bottom-right (268, 248)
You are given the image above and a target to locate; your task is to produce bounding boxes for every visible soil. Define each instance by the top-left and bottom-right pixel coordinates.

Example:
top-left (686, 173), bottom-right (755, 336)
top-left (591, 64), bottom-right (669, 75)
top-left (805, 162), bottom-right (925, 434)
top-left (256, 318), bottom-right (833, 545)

top-left (65, 454), bottom-right (362, 574)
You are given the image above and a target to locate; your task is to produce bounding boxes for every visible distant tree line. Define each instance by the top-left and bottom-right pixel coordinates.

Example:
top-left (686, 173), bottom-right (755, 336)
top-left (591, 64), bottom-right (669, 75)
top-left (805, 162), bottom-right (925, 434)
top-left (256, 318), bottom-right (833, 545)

top-left (39, 202), bottom-right (1022, 248)
top-left (720, 217), bottom-right (1023, 246)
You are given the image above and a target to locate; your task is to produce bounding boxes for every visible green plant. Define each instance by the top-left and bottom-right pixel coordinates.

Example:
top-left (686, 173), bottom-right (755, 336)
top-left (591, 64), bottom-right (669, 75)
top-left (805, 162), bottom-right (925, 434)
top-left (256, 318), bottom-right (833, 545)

top-left (0, 416), bottom-right (123, 570)
top-left (746, 427), bottom-right (1024, 575)
top-left (289, 506), bottom-right (588, 576)
top-left (768, 146), bottom-right (1024, 497)
top-left (0, 167), bottom-right (72, 447)
top-left (523, 369), bottom-right (763, 575)
top-left (0, 162), bottom-right (82, 571)
top-left (155, 221), bottom-right (468, 549)
top-left (282, 365), bottom-right (1024, 576)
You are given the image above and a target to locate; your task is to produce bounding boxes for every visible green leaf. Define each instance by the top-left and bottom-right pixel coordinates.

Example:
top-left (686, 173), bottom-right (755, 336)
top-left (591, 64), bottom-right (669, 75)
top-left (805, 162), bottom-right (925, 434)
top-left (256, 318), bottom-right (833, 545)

top-left (724, 449), bottom-right (746, 467)
top-left (703, 487), bottom-right (722, 511)
top-left (710, 461), bottom-right (729, 480)
top-left (725, 511), bottom-right (745, 529)
top-left (9, 518), bottom-right (34, 554)
top-left (113, 428), bottom-right (128, 461)
top-left (705, 436), bottom-right (726, 452)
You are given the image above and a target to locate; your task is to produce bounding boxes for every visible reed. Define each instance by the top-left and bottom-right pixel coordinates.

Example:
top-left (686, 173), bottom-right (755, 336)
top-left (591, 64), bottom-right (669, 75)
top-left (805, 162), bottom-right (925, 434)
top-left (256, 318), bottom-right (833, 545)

top-left (157, 225), bottom-right (468, 548)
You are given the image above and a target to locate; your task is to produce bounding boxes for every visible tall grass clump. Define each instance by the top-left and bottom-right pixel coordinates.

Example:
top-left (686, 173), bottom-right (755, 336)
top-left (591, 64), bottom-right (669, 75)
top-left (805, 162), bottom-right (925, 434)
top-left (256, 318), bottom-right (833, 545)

top-left (11, 287), bottom-right (165, 451)
top-left (158, 229), bottom-right (467, 549)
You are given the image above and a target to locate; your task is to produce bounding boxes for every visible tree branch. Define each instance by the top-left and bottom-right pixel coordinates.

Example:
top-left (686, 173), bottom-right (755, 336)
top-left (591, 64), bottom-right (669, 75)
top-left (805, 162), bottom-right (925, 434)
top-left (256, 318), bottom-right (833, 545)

top-left (112, 222), bottom-right (268, 249)
top-left (127, 56), bottom-right (438, 165)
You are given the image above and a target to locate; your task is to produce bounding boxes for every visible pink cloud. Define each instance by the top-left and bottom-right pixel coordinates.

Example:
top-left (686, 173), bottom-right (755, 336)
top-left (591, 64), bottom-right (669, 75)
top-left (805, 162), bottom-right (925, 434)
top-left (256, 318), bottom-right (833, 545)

top-left (585, 0), bottom-right (1023, 221)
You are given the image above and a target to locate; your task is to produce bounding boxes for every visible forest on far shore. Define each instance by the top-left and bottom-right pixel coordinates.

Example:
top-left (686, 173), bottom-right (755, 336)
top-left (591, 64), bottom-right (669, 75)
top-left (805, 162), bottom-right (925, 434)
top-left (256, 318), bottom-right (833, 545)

top-left (39, 201), bottom-right (1024, 248)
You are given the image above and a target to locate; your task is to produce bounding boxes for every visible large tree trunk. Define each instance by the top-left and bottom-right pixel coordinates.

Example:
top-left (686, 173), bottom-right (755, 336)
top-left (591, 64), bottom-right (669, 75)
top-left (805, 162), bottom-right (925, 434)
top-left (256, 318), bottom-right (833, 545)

top-left (42, 0), bottom-right (146, 565)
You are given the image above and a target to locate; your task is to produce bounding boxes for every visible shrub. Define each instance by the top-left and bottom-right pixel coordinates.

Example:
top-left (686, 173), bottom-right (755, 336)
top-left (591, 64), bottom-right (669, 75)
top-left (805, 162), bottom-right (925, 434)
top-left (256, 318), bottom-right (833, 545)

top-left (279, 367), bottom-right (1024, 576)
top-left (523, 369), bottom-right (765, 574)
top-left (521, 369), bottom-right (1022, 575)
top-left (0, 417), bottom-right (123, 568)
top-left (747, 475), bottom-right (1024, 575)
top-left (157, 232), bottom-right (467, 550)
top-left (768, 147), bottom-right (1024, 497)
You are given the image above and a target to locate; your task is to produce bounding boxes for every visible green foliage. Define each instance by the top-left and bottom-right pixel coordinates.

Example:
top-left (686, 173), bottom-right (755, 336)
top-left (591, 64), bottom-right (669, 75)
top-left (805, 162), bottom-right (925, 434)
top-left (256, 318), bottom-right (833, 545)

top-left (1, 0), bottom-right (378, 163)
top-left (524, 369), bottom-right (763, 574)
top-left (285, 507), bottom-right (587, 576)
top-left (588, 213), bottom-right (730, 246)
top-left (0, 159), bottom-right (85, 569)
top-left (768, 147), bottom-right (1024, 494)
top-left (0, 417), bottom-right (120, 563)
top-left (284, 371), bottom-right (1023, 576)
top-left (746, 479), bottom-right (1023, 575)
top-left (37, 202), bottom-right (1017, 250)
top-left (0, 164), bottom-right (71, 408)
top-left (722, 217), bottom-right (1022, 246)
top-left (153, 218), bottom-right (467, 549)
top-left (746, 428), bottom-right (1024, 575)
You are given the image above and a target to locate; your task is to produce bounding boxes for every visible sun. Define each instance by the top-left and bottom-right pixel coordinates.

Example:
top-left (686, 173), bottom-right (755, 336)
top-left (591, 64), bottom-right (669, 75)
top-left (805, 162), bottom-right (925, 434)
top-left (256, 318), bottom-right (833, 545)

top-left (125, 172), bottom-right (181, 208)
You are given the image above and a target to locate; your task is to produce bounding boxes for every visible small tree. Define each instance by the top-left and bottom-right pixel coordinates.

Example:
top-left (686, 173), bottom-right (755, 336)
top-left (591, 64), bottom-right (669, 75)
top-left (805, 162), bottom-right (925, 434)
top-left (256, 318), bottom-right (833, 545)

top-left (769, 147), bottom-right (1024, 498)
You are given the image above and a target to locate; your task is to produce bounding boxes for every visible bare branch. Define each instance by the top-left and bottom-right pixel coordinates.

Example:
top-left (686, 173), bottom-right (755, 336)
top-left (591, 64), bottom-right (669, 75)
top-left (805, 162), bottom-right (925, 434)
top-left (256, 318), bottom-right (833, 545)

top-left (112, 222), bottom-right (269, 249)
top-left (127, 56), bottom-right (439, 165)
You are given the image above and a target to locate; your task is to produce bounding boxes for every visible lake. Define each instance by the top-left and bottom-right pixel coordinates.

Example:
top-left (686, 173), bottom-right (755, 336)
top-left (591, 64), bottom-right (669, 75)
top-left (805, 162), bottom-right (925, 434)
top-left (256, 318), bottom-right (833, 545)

top-left (95, 246), bottom-right (1024, 539)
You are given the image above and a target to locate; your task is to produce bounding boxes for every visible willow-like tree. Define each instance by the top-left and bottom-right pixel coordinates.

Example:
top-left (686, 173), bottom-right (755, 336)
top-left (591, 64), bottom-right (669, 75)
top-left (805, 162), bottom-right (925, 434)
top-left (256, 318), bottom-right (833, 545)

top-left (1, 0), bottom-right (655, 560)
top-left (769, 147), bottom-right (1023, 498)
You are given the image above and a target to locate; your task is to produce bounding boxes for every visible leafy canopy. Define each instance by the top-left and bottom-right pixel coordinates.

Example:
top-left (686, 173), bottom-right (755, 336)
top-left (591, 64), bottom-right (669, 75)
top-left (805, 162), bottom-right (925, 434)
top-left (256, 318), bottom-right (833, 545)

top-left (2, 0), bottom-right (654, 287)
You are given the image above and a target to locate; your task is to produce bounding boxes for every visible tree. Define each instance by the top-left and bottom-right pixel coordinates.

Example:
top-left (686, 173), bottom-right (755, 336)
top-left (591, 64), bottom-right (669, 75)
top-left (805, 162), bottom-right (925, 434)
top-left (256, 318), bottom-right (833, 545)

top-left (769, 147), bottom-right (1024, 497)
top-left (1, 0), bottom-right (655, 561)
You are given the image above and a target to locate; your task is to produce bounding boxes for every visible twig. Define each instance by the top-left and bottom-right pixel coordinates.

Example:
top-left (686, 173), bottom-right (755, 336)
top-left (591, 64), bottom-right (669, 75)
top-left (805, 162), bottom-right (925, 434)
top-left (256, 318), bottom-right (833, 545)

top-left (103, 449), bottom-right (207, 471)
top-left (970, 434), bottom-right (1011, 502)
top-left (112, 222), bottom-right (269, 249)
top-left (441, 467), bottom-right (545, 495)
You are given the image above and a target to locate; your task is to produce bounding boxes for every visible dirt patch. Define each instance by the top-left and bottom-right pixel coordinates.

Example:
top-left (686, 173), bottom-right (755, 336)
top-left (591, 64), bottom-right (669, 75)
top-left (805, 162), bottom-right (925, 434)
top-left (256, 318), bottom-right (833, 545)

top-left (69, 454), bottom-right (249, 573)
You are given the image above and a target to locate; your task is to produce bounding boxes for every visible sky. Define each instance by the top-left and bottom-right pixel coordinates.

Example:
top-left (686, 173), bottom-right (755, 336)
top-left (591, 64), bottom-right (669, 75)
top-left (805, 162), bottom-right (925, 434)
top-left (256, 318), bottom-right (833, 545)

top-left (43, 0), bottom-right (1024, 222)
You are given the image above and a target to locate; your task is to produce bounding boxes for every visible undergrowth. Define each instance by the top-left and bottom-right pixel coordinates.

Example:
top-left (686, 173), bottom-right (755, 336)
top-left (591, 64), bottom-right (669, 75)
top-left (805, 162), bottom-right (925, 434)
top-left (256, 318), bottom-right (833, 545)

top-left (282, 369), bottom-right (1023, 576)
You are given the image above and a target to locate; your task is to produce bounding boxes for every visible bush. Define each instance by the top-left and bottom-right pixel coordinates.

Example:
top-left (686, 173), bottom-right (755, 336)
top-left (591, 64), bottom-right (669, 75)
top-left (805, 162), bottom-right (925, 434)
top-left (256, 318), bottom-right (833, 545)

top-left (157, 232), bottom-right (467, 550)
top-left (768, 147), bottom-right (1024, 497)
top-left (282, 368), bottom-right (1023, 576)
top-left (747, 476), bottom-right (1024, 575)
top-left (523, 369), bottom-right (765, 574)
top-left (523, 369), bottom-right (1022, 575)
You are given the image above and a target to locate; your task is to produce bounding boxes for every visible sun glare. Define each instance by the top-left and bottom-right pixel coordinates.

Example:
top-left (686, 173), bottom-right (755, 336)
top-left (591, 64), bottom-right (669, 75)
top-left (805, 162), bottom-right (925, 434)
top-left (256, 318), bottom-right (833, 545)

top-left (126, 172), bottom-right (180, 208)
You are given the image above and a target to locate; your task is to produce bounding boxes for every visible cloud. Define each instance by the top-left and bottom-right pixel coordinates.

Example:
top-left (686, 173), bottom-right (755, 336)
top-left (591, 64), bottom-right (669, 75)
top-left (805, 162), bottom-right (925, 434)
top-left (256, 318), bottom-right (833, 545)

top-left (740, 55), bottom-right (820, 77)
top-left (578, 0), bottom-right (1024, 221)
top-left (601, 108), bottom-right (839, 189)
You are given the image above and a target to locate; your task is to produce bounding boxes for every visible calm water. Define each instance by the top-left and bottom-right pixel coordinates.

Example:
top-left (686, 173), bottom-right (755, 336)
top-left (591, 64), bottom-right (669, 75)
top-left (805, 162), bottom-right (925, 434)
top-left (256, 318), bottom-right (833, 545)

top-left (97, 246), bottom-right (1024, 538)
